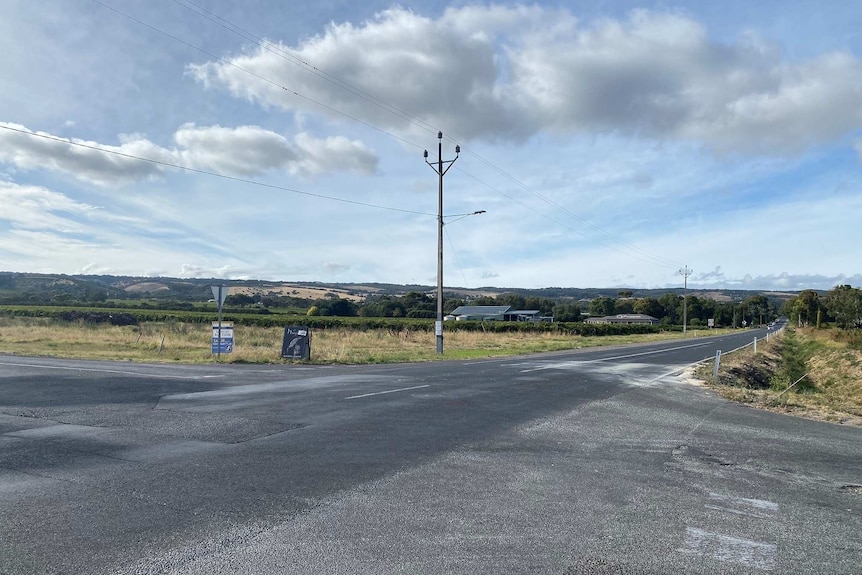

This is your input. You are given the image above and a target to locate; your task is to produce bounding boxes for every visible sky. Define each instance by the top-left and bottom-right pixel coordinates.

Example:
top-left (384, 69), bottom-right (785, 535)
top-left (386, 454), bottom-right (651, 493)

top-left (2, 0), bottom-right (861, 291)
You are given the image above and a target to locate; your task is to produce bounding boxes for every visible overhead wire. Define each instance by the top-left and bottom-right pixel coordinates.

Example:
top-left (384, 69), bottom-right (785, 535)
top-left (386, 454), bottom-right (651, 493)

top-left (0, 124), bottom-right (435, 217)
top-left (456, 148), bottom-right (682, 268)
top-left (90, 0), bottom-right (683, 270)
top-left (170, 0), bottom-right (442, 138)
top-left (90, 0), bottom-right (424, 151)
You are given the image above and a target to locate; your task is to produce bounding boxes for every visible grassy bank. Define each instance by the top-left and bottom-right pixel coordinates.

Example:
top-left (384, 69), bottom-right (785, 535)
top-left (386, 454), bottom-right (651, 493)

top-left (0, 316), bottom-right (711, 364)
top-left (693, 327), bottom-right (862, 426)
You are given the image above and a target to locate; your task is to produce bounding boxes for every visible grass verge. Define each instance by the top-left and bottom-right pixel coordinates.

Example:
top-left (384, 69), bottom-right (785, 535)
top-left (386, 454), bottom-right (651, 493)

top-left (692, 327), bottom-right (862, 427)
top-left (0, 317), bottom-right (718, 364)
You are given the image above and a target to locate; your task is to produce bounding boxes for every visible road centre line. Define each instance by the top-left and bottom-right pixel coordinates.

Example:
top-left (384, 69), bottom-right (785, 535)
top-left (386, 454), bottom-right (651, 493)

top-left (0, 360), bottom-right (224, 379)
top-left (580, 341), bottom-right (711, 362)
top-left (345, 384), bottom-right (430, 400)
top-left (519, 341), bottom-right (711, 372)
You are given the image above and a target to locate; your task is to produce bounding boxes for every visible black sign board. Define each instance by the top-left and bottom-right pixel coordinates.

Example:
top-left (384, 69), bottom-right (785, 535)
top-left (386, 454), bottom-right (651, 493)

top-left (281, 326), bottom-right (311, 360)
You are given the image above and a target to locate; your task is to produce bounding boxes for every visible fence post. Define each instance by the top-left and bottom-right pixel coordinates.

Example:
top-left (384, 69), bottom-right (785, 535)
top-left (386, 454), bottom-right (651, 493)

top-left (713, 350), bottom-right (722, 377)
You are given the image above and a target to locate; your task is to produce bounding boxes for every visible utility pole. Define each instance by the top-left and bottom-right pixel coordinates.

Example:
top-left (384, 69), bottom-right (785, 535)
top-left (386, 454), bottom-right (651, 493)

top-left (679, 265), bottom-right (692, 335)
top-left (424, 131), bottom-right (459, 354)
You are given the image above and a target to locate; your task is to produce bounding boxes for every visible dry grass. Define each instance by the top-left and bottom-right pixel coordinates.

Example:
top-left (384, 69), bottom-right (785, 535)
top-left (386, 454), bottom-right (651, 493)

top-left (693, 328), bottom-right (862, 427)
top-left (0, 317), bottom-right (704, 364)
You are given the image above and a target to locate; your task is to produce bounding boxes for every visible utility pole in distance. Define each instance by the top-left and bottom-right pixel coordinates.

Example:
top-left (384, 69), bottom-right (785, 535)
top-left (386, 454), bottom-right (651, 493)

top-left (424, 131), bottom-right (459, 354)
top-left (679, 265), bottom-right (692, 335)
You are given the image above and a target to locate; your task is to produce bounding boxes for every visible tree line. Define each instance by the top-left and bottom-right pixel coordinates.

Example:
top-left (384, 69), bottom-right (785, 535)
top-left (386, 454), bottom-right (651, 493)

top-left (296, 290), bottom-right (788, 328)
top-left (781, 285), bottom-right (862, 329)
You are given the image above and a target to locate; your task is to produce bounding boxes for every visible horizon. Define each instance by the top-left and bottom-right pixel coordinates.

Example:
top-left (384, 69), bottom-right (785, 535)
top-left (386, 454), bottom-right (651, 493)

top-left (0, 270), bottom-right (821, 296)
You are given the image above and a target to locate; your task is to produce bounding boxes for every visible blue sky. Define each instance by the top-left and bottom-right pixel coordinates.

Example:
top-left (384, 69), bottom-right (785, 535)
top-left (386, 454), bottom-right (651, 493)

top-left (2, 0), bottom-right (861, 291)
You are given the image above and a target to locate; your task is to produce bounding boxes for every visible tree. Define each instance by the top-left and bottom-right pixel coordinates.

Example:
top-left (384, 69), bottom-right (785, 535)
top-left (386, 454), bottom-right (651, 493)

top-left (472, 295), bottom-right (497, 306)
top-left (496, 293), bottom-right (526, 310)
top-left (685, 295), bottom-right (704, 323)
top-left (613, 298), bottom-right (634, 314)
top-left (633, 297), bottom-right (663, 318)
top-left (783, 290), bottom-right (822, 326)
top-left (742, 294), bottom-right (769, 326)
top-left (553, 303), bottom-right (582, 322)
top-left (658, 293), bottom-right (681, 324)
top-left (824, 285), bottom-right (862, 329)
top-left (524, 297), bottom-right (556, 315)
top-left (226, 293), bottom-right (256, 306)
top-left (712, 303), bottom-right (735, 327)
top-left (313, 298), bottom-right (357, 317)
top-left (589, 296), bottom-right (615, 317)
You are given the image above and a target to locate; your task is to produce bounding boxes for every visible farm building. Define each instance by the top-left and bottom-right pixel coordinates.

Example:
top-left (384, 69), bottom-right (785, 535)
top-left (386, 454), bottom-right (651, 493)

top-left (445, 305), bottom-right (552, 322)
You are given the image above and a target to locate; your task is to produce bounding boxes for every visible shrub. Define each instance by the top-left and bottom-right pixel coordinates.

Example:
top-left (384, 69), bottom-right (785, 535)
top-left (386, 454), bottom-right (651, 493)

top-left (771, 330), bottom-right (814, 391)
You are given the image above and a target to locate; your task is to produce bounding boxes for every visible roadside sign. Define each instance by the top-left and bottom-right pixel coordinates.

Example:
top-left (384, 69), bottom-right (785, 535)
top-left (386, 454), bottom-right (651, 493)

top-left (281, 326), bottom-right (311, 360)
top-left (212, 321), bottom-right (234, 354)
top-left (211, 285), bottom-right (228, 307)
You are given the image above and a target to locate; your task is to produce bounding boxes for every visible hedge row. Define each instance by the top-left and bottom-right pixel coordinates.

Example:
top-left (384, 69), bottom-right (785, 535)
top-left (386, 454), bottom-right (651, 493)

top-left (0, 305), bottom-right (661, 336)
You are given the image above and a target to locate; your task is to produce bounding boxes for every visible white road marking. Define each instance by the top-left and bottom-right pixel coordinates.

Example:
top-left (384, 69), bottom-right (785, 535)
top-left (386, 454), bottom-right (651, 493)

top-left (679, 527), bottom-right (776, 571)
top-left (706, 493), bottom-right (779, 519)
top-left (345, 384), bottom-right (430, 400)
top-left (517, 341), bottom-right (710, 373)
top-left (0, 360), bottom-right (224, 379)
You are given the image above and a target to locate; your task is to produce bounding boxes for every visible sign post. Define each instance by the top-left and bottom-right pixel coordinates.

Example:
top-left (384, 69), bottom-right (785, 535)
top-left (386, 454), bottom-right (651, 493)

top-left (211, 285), bottom-right (229, 360)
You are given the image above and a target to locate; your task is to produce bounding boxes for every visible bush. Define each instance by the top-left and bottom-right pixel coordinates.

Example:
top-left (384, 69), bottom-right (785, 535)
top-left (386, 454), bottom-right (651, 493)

top-left (771, 330), bottom-right (814, 391)
top-left (56, 310), bottom-right (138, 326)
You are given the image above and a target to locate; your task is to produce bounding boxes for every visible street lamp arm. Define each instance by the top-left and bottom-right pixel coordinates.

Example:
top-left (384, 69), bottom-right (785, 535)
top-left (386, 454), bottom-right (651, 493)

top-left (443, 210), bottom-right (486, 225)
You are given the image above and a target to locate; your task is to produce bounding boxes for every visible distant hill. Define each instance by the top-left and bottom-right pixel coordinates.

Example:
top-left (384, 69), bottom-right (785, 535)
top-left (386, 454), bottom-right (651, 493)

top-left (0, 272), bottom-right (804, 305)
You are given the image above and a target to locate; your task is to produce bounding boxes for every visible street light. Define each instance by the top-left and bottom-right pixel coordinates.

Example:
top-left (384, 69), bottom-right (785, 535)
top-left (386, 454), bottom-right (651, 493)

top-left (424, 131), bottom-right (459, 354)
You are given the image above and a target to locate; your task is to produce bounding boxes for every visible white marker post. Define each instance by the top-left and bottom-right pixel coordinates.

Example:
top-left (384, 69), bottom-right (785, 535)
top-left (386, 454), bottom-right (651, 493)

top-left (713, 350), bottom-right (722, 378)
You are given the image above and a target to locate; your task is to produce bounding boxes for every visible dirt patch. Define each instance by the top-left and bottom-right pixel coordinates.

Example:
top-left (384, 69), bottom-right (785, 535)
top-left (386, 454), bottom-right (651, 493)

top-left (231, 284), bottom-right (366, 302)
top-left (124, 282), bottom-right (170, 293)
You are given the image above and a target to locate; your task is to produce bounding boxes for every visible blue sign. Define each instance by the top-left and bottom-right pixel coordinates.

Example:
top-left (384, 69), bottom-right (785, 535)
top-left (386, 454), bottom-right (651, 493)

top-left (211, 322), bottom-right (234, 355)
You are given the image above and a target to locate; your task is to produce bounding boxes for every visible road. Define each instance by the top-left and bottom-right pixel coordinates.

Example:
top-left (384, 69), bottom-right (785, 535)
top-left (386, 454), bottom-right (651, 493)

top-left (1, 326), bottom-right (860, 574)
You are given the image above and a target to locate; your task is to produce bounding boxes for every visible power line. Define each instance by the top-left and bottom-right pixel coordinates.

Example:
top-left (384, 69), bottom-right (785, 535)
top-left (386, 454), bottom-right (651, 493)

top-left (454, 165), bottom-right (681, 269)
top-left (91, 0), bottom-right (684, 270)
top-left (170, 0), bottom-right (442, 138)
top-left (0, 124), bottom-right (434, 217)
top-left (457, 144), bottom-right (681, 269)
top-left (90, 0), bottom-right (424, 151)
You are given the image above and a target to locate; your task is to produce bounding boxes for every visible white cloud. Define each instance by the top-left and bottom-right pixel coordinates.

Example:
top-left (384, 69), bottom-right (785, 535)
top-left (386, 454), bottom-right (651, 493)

top-left (0, 122), bottom-right (378, 186)
top-left (290, 133), bottom-right (378, 177)
top-left (0, 123), bottom-right (165, 186)
top-left (189, 7), bottom-right (862, 154)
top-left (0, 181), bottom-right (99, 232)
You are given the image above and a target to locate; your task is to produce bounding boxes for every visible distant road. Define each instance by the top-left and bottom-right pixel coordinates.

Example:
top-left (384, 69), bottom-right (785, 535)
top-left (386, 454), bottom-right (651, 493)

top-left (2, 326), bottom-right (860, 574)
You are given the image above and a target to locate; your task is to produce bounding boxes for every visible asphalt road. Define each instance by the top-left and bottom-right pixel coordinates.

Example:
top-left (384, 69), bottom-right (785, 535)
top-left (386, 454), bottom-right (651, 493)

top-left (1, 327), bottom-right (860, 574)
